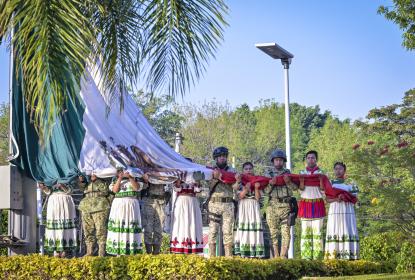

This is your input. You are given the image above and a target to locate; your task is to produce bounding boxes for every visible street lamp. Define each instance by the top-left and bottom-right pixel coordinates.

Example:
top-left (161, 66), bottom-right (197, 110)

top-left (255, 42), bottom-right (293, 170)
top-left (255, 42), bottom-right (295, 259)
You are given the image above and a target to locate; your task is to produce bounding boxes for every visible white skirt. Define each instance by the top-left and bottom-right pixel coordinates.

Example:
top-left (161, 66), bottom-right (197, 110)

top-left (325, 201), bottom-right (359, 260)
top-left (234, 198), bottom-right (264, 258)
top-left (170, 195), bottom-right (203, 254)
top-left (106, 197), bottom-right (143, 255)
top-left (44, 192), bottom-right (77, 252)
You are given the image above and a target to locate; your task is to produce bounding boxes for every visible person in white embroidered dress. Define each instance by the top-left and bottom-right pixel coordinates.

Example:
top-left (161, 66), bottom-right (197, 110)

top-left (233, 162), bottom-right (264, 258)
top-left (325, 162), bottom-right (359, 260)
top-left (298, 150), bottom-right (326, 260)
top-left (39, 182), bottom-right (77, 257)
top-left (170, 177), bottom-right (204, 254)
top-left (106, 168), bottom-right (144, 256)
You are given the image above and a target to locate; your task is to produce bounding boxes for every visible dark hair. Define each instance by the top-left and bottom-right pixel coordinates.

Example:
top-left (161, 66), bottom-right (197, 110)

top-left (334, 161), bottom-right (347, 171)
top-left (242, 162), bottom-right (254, 169)
top-left (305, 150), bottom-right (318, 161)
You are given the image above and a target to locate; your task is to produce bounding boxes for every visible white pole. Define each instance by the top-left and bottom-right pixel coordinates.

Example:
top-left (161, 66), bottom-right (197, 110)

top-left (37, 186), bottom-right (44, 255)
top-left (282, 59), bottom-right (294, 259)
top-left (8, 26), bottom-right (14, 155)
top-left (168, 132), bottom-right (182, 235)
top-left (174, 133), bottom-right (181, 153)
top-left (7, 22), bottom-right (14, 257)
top-left (283, 61), bottom-right (291, 171)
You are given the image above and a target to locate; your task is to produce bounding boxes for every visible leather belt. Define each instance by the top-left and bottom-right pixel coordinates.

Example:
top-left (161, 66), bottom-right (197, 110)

top-left (147, 194), bottom-right (165, 200)
top-left (210, 197), bottom-right (233, 203)
top-left (270, 197), bottom-right (291, 203)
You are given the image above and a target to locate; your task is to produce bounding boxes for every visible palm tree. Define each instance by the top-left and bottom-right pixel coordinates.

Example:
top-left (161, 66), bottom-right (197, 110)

top-left (0, 0), bottom-right (228, 137)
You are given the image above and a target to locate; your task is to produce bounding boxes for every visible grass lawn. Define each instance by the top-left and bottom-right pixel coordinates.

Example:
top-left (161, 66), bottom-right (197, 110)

top-left (302, 273), bottom-right (415, 280)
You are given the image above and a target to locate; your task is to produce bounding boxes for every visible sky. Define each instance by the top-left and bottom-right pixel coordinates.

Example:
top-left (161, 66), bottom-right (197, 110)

top-left (0, 0), bottom-right (414, 121)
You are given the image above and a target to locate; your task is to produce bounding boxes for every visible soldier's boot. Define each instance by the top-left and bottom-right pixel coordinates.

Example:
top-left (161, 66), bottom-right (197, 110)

top-left (145, 243), bottom-right (153, 254)
top-left (85, 243), bottom-right (94, 256)
top-left (209, 243), bottom-right (216, 257)
top-left (152, 244), bottom-right (161, 255)
top-left (98, 243), bottom-right (106, 257)
top-left (273, 244), bottom-right (280, 258)
top-left (224, 243), bottom-right (233, 257)
top-left (280, 246), bottom-right (288, 259)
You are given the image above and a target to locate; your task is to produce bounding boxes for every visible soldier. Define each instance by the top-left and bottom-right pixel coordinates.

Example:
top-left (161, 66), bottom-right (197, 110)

top-left (264, 149), bottom-right (298, 258)
top-left (141, 174), bottom-right (169, 255)
top-left (208, 146), bottom-right (238, 257)
top-left (78, 173), bottom-right (111, 257)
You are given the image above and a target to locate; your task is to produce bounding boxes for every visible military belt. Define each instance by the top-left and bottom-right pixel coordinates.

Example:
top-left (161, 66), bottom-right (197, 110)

top-left (85, 192), bottom-right (107, 198)
top-left (270, 197), bottom-right (291, 203)
top-left (210, 197), bottom-right (233, 203)
top-left (147, 194), bottom-right (165, 200)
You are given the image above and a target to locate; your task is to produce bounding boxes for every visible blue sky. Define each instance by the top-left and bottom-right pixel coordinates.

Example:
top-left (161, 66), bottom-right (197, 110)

top-left (0, 0), bottom-right (414, 120)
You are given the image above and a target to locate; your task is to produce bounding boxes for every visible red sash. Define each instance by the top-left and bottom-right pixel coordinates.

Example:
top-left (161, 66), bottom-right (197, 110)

top-left (214, 169), bottom-right (357, 204)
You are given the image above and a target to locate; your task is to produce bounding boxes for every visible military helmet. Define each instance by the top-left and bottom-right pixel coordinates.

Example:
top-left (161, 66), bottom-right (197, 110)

top-left (270, 149), bottom-right (287, 162)
top-left (212, 146), bottom-right (229, 159)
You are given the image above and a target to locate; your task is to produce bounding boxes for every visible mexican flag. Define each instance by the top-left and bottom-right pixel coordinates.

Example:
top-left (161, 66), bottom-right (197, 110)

top-left (11, 65), bottom-right (213, 186)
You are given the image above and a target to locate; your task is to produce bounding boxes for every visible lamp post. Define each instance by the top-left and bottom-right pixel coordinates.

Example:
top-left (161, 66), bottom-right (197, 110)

top-left (255, 42), bottom-right (295, 259)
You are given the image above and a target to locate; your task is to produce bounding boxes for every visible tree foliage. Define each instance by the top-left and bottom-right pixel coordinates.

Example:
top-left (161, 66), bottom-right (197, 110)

top-left (379, 0), bottom-right (415, 50)
top-left (179, 100), bottom-right (330, 174)
top-left (0, 103), bottom-right (9, 165)
top-left (0, 0), bottom-right (228, 139)
top-left (131, 90), bottom-right (184, 146)
top-left (308, 91), bottom-right (415, 239)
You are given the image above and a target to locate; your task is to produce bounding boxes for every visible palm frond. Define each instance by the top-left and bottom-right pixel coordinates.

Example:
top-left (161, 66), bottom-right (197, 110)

top-left (0, 0), bottom-right (94, 139)
top-left (90, 0), bottom-right (143, 111)
top-left (141, 0), bottom-right (228, 96)
top-left (0, 0), bottom-right (228, 139)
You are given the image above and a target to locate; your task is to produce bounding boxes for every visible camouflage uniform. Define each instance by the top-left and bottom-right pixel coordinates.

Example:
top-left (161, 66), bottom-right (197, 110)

top-left (78, 178), bottom-right (111, 256)
top-left (141, 183), bottom-right (167, 254)
top-left (264, 168), bottom-right (297, 258)
top-left (208, 166), bottom-right (236, 256)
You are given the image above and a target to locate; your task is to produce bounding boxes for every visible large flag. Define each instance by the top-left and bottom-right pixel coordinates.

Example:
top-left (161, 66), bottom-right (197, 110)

top-left (11, 65), bottom-right (213, 186)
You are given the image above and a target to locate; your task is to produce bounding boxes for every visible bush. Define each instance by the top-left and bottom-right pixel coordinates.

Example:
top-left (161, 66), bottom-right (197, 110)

top-left (0, 255), bottom-right (393, 280)
top-left (0, 210), bottom-right (7, 256)
top-left (360, 231), bottom-right (405, 266)
top-left (396, 241), bottom-right (415, 273)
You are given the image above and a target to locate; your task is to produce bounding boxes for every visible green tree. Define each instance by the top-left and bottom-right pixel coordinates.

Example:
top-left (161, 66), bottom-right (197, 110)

top-left (0, 0), bottom-right (228, 138)
top-left (379, 0), bottom-right (415, 50)
top-left (179, 100), bottom-right (330, 174)
top-left (290, 103), bottom-right (331, 170)
top-left (305, 116), bottom-right (358, 174)
top-left (131, 90), bottom-right (184, 146)
top-left (351, 90), bottom-right (415, 239)
top-left (0, 103), bottom-right (9, 165)
top-left (180, 100), bottom-right (233, 165)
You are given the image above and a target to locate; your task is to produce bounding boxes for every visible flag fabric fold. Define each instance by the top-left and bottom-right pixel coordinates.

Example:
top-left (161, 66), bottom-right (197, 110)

top-left (11, 65), bottom-right (213, 186)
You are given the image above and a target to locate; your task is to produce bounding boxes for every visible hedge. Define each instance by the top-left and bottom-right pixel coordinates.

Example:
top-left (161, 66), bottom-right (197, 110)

top-left (0, 255), bottom-right (393, 280)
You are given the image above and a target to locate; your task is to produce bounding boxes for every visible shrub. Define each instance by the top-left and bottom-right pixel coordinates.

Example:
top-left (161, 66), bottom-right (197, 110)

top-left (360, 231), bottom-right (404, 266)
top-left (396, 241), bottom-right (415, 273)
top-left (0, 255), bottom-right (393, 280)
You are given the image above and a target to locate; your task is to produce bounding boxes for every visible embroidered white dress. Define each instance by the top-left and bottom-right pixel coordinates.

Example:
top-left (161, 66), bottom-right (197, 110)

top-left (299, 168), bottom-right (326, 260)
top-left (325, 180), bottom-right (359, 260)
top-left (106, 178), bottom-right (144, 255)
top-left (44, 184), bottom-right (77, 253)
top-left (233, 186), bottom-right (264, 258)
top-left (170, 183), bottom-right (204, 254)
